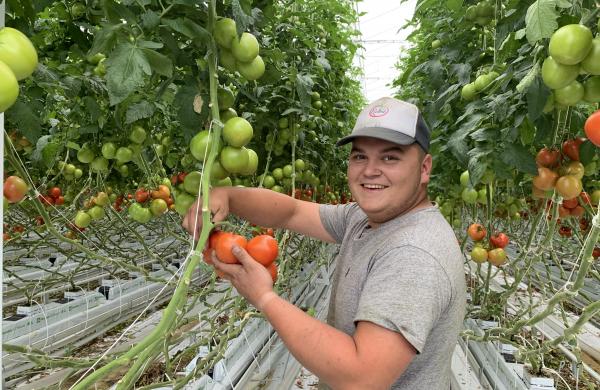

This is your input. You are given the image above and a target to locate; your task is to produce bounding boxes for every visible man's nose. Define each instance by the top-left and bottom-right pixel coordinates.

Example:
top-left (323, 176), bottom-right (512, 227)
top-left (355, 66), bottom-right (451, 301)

top-left (362, 159), bottom-right (382, 176)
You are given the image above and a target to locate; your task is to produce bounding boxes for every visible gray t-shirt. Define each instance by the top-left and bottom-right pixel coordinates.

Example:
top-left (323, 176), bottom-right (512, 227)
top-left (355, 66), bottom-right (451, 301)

top-left (319, 203), bottom-right (466, 389)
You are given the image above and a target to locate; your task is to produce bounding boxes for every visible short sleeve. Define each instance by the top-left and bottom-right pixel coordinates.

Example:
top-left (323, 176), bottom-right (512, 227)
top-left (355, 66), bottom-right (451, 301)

top-left (354, 246), bottom-right (451, 353)
top-left (319, 203), bottom-right (359, 243)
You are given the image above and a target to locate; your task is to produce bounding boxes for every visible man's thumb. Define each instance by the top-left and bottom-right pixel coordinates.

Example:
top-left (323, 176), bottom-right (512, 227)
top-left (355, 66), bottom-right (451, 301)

top-left (232, 245), bottom-right (251, 264)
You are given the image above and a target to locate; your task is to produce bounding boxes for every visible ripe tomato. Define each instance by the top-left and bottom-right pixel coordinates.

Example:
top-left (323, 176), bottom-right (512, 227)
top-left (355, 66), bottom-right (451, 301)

top-left (562, 197), bottom-right (579, 209)
top-left (487, 248), bottom-right (507, 266)
top-left (593, 247), bottom-right (600, 259)
top-left (151, 184), bottom-right (170, 201)
top-left (562, 138), bottom-right (585, 161)
top-left (202, 248), bottom-right (214, 265)
top-left (54, 195), bottom-right (65, 205)
top-left (264, 227), bottom-right (274, 237)
top-left (4, 232), bottom-right (11, 241)
top-left (135, 188), bottom-right (150, 203)
top-left (555, 175), bottom-right (582, 199)
top-left (549, 24), bottom-right (593, 65)
top-left (266, 262), bottom-right (278, 283)
top-left (532, 167), bottom-right (558, 191)
top-left (490, 232), bottom-right (509, 248)
top-left (579, 191), bottom-right (591, 205)
top-left (231, 32), bottom-right (259, 62)
top-left (0, 60), bottom-right (19, 113)
top-left (467, 223), bottom-right (487, 241)
top-left (558, 205), bottom-right (571, 218)
top-left (584, 110), bottom-right (600, 147)
top-left (570, 205), bottom-right (585, 217)
top-left (536, 148), bottom-right (560, 168)
top-left (470, 246), bottom-right (488, 263)
top-left (4, 175), bottom-right (28, 203)
top-left (0, 27), bottom-right (38, 80)
top-left (215, 233), bottom-right (247, 264)
top-left (247, 235), bottom-right (278, 266)
top-left (558, 225), bottom-right (572, 237)
top-left (48, 186), bottom-right (62, 198)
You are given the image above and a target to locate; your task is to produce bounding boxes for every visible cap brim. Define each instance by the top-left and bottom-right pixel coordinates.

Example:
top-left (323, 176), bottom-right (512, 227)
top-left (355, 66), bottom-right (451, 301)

top-left (335, 127), bottom-right (417, 147)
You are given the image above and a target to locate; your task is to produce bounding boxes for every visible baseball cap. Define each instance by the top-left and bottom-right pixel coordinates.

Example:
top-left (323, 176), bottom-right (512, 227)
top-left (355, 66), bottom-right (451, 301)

top-left (336, 97), bottom-right (431, 153)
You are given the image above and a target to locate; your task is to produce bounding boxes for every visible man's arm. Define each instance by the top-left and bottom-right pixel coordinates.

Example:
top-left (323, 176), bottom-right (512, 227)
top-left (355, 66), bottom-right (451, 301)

top-left (261, 295), bottom-right (416, 389)
top-left (215, 187), bottom-right (336, 243)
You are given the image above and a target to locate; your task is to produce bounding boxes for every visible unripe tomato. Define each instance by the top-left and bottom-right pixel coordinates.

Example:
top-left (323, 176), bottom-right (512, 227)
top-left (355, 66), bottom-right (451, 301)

top-left (541, 57), bottom-right (579, 89)
top-left (74, 211), bottom-right (92, 228)
top-left (220, 146), bottom-right (249, 173)
top-left (560, 161), bottom-right (585, 179)
top-left (470, 246), bottom-right (488, 263)
top-left (549, 24), bottom-right (593, 65)
top-left (220, 108), bottom-right (238, 122)
top-left (0, 27), bottom-right (38, 80)
top-left (231, 32), bottom-right (259, 63)
top-left (583, 76), bottom-right (600, 103)
top-left (190, 130), bottom-right (217, 161)
top-left (490, 232), bottom-right (509, 248)
top-left (129, 125), bottom-right (146, 144)
top-left (240, 148), bottom-right (258, 176)
top-left (77, 145), bottom-right (95, 164)
top-left (102, 142), bottom-right (117, 159)
top-left (88, 205), bottom-right (105, 220)
top-left (115, 147), bottom-right (133, 163)
top-left (247, 235), bottom-right (278, 266)
top-left (555, 175), bottom-right (583, 199)
top-left (215, 233), bottom-right (247, 264)
top-left (223, 117), bottom-right (253, 147)
top-left (532, 167), bottom-right (558, 191)
top-left (487, 248), bottom-right (507, 266)
top-left (183, 171), bottom-right (202, 195)
top-left (217, 87), bottom-right (235, 110)
top-left (554, 80), bottom-right (584, 106)
top-left (467, 223), bottom-right (487, 241)
top-left (459, 170), bottom-right (470, 187)
top-left (461, 188), bottom-right (478, 204)
top-left (150, 198), bottom-right (168, 216)
top-left (237, 55), bottom-right (265, 81)
top-left (4, 176), bottom-right (27, 203)
top-left (0, 60), bottom-right (19, 113)
top-left (214, 18), bottom-right (237, 49)
top-left (582, 38), bottom-right (600, 75)
top-left (431, 39), bottom-right (442, 49)
top-left (219, 49), bottom-right (237, 72)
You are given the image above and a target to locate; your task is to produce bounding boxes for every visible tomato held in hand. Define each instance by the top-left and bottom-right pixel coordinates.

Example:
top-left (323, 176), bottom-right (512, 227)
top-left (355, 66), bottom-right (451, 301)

top-left (266, 262), bottom-right (278, 282)
top-left (490, 232), bottom-right (509, 248)
top-left (215, 233), bottom-right (247, 264)
top-left (247, 235), bottom-right (278, 266)
top-left (467, 223), bottom-right (487, 241)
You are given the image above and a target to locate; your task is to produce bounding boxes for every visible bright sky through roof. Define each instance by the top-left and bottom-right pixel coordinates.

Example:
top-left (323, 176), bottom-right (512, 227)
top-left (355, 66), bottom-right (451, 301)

top-left (355, 0), bottom-right (417, 102)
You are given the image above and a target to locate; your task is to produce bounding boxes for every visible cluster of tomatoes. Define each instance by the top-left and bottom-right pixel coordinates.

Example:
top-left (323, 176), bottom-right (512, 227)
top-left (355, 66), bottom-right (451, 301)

top-left (128, 184), bottom-right (174, 223)
top-left (0, 27), bottom-right (38, 113)
top-left (533, 139), bottom-right (588, 200)
top-left (38, 186), bottom-right (65, 206)
top-left (467, 223), bottom-right (509, 266)
top-left (203, 229), bottom-right (279, 282)
top-left (3, 223), bottom-right (25, 241)
top-left (215, 18), bottom-right (265, 81)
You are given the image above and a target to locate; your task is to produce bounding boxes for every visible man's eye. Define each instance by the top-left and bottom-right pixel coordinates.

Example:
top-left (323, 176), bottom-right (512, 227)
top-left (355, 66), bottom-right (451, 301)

top-left (382, 155), bottom-right (399, 161)
top-left (351, 154), bottom-right (366, 160)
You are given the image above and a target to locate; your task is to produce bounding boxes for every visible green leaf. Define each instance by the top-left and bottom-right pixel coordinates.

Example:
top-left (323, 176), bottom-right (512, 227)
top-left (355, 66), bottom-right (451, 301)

top-left (296, 74), bottom-right (314, 108)
top-left (519, 118), bottom-right (536, 145)
top-left (446, 0), bottom-right (463, 12)
top-left (79, 125), bottom-right (99, 134)
top-left (102, 0), bottom-right (137, 24)
top-left (579, 140), bottom-right (596, 165)
top-left (105, 43), bottom-right (151, 105)
top-left (163, 18), bottom-right (211, 43)
top-left (41, 142), bottom-right (62, 168)
top-left (125, 101), bottom-right (155, 124)
top-left (174, 84), bottom-right (202, 139)
top-left (141, 10), bottom-right (160, 30)
top-left (232, 0), bottom-right (255, 35)
top-left (501, 143), bottom-right (538, 175)
top-left (67, 142), bottom-right (81, 150)
top-left (82, 96), bottom-right (102, 125)
top-left (142, 49), bottom-right (173, 77)
top-left (138, 40), bottom-right (163, 49)
top-left (6, 101), bottom-right (42, 143)
top-left (525, 0), bottom-right (560, 44)
top-left (89, 24), bottom-right (124, 57)
top-left (526, 75), bottom-right (550, 122)
top-left (516, 62), bottom-right (539, 93)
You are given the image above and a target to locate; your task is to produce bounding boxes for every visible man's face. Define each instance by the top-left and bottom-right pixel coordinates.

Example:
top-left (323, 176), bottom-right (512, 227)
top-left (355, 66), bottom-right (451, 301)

top-left (347, 137), bottom-right (432, 226)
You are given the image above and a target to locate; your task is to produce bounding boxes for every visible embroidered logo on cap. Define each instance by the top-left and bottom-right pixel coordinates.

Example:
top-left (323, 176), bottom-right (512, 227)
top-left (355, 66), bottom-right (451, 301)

top-left (369, 105), bottom-right (389, 117)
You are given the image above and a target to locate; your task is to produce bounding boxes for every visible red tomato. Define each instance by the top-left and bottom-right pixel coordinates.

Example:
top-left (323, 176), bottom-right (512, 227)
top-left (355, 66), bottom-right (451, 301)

top-left (266, 262), bottom-right (278, 282)
top-left (490, 232), bottom-right (509, 248)
top-left (562, 138), bottom-right (585, 161)
top-left (38, 194), bottom-right (55, 206)
top-left (536, 148), bottom-right (560, 168)
top-left (562, 197), bottom-right (579, 209)
top-left (3, 232), bottom-right (11, 241)
top-left (264, 227), bottom-right (275, 237)
top-left (467, 223), bottom-right (487, 241)
top-left (135, 188), bottom-right (150, 203)
top-left (54, 195), bottom-right (65, 205)
top-left (570, 205), bottom-right (585, 217)
top-left (215, 233), bottom-right (247, 264)
top-left (558, 205), bottom-right (571, 218)
top-left (593, 247), bottom-right (600, 259)
top-left (202, 248), bottom-right (214, 265)
top-left (558, 225), bottom-right (573, 237)
top-left (4, 175), bottom-right (28, 203)
top-left (12, 225), bottom-right (24, 233)
top-left (48, 186), bottom-right (62, 198)
top-left (584, 110), bottom-right (600, 146)
top-left (247, 235), bottom-right (279, 266)
top-left (579, 191), bottom-right (592, 205)
top-left (209, 229), bottom-right (226, 249)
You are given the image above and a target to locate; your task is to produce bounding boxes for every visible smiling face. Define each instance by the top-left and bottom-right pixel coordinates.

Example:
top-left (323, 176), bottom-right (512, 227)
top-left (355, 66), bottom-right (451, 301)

top-left (347, 137), bottom-right (432, 227)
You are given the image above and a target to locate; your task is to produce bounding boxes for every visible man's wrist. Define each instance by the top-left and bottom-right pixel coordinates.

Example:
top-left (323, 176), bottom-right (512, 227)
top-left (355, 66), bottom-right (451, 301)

top-left (256, 291), bottom-right (278, 312)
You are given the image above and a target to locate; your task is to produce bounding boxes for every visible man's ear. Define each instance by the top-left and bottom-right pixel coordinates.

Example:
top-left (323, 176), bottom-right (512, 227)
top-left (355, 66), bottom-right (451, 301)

top-left (421, 154), bottom-right (432, 184)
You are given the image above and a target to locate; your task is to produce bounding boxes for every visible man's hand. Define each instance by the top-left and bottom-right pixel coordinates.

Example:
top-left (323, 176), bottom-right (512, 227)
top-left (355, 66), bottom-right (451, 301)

top-left (211, 245), bottom-right (275, 309)
top-left (182, 188), bottom-right (230, 240)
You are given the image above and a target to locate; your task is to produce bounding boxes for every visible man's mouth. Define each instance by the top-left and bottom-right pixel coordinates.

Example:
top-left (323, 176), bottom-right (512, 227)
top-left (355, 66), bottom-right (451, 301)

top-left (361, 184), bottom-right (388, 190)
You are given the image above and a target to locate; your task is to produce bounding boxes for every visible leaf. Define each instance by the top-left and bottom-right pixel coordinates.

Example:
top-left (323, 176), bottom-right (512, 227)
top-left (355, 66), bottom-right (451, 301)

top-left (501, 143), bottom-right (538, 175)
top-left (449, 64), bottom-right (472, 85)
top-left (525, 0), bottom-right (560, 44)
top-left (163, 18), bottom-right (211, 43)
top-left (126, 101), bottom-right (155, 124)
top-left (296, 74), bottom-right (314, 108)
top-left (141, 10), bottom-right (160, 30)
top-left (6, 101), bottom-right (42, 143)
top-left (79, 125), bottom-right (99, 134)
top-left (446, 0), bottom-right (463, 11)
top-left (41, 142), bottom-right (62, 168)
top-left (579, 140), bottom-right (596, 165)
top-left (102, 0), bottom-right (137, 24)
top-left (281, 107), bottom-right (302, 116)
top-left (526, 75), bottom-right (550, 122)
top-left (105, 43), bottom-right (151, 105)
top-left (516, 62), bottom-right (539, 93)
top-left (88, 24), bottom-right (123, 57)
top-left (82, 96), bottom-right (102, 125)
top-left (232, 0), bottom-right (255, 34)
top-left (174, 84), bottom-right (203, 139)
top-left (519, 118), bottom-right (536, 145)
top-left (142, 49), bottom-right (173, 77)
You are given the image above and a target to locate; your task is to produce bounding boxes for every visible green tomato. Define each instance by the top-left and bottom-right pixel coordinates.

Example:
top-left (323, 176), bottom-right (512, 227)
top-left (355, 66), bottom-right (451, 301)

top-left (461, 83), bottom-right (477, 101)
top-left (190, 130), bottom-right (216, 161)
top-left (115, 147), bottom-right (133, 163)
top-left (210, 161), bottom-right (229, 180)
top-left (173, 192), bottom-right (195, 216)
top-left (237, 55), bottom-right (265, 80)
top-left (223, 117), bottom-right (253, 147)
top-left (101, 142), bottom-right (116, 159)
top-left (183, 171), bottom-right (202, 195)
top-left (294, 159), bottom-right (306, 171)
top-left (431, 39), bottom-right (441, 49)
top-left (90, 156), bottom-right (109, 173)
top-left (262, 175), bottom-right (275, 189)
top-left (461, 187), bottom-right (478, 204)
top-left (129, 204), bottom-right (152, 224)
top-left (278, 117), bottom-right (289, 129)
top-left (272, 168), bottom-right (283, 181)
top-left (541, 56), bottom-right (579, 89)
top-left (74, 211), bottom-right (92, 228)
top-left (220, 146), bottom-right (249, 174)
top-left (473, 74), bottom-right (491, 92)
top-left (271, 185), bottom-right (283, 193)
top-left (312, 100), bottom-right (322, 109)
top-left (214, 18), bottom-right (237, 49)
top-left (583, 76), bottom-right (600, 102)
top-left (554, 80), bottom-right (584, 106)
top-left (118, 164), bottom-right (129, 176)
top-left (212, 176), bottom-right (232, 187)
top-left (231, 32), bottom-right (259, 63)
top-left (282, 164), bottom-right (293, 178)
top-left (582, 38), bottom-right (600, 75)
top-left (217, 87), bottom-right (235, 110)
top-left (87, 52), bottom-right (105, 65)
top-left (220, 108), bottom-right (238, 122)
top-left (470, 247), bottom-right (488, 263)
top-left (0, 27), bottom-right (38, 80)
top-left (129, 125), bottom-right (146, 144)
top-left (150, 198), bottom-right (168, 216)
top-left (219, 48), bottom-right (237, 72)
top-left (477, 188), bottom-right (487, 204)
top-left (460, 170), bottom-right (470, 187)
top-left (549, 24), bottom-right (593, 65)
top-left (240, 148), bottom-right (258, 176)
top-left (77, 145), bottom-right (95, 164)
top-left (88, 205), bottom-right (105, 220)
top-left (0, 60), bottom-right (19, 113)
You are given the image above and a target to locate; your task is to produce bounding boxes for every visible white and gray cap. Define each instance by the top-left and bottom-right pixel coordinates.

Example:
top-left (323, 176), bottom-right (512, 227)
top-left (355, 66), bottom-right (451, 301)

top-left (336, 97), bottom-right (431, 153)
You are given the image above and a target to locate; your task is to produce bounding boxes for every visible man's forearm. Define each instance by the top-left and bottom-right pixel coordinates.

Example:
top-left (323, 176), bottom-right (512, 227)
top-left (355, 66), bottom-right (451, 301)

top-left (219, 187), bottom-right (297, 228)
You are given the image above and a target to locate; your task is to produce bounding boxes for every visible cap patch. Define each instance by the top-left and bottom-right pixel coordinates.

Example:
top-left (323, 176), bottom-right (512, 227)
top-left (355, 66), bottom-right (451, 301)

top-left (369, 105), bottom-right (389, 117)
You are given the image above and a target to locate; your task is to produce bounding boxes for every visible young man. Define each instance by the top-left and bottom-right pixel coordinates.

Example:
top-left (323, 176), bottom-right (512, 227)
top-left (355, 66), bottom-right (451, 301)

top-left (183, 97), bottom-right (466, 389)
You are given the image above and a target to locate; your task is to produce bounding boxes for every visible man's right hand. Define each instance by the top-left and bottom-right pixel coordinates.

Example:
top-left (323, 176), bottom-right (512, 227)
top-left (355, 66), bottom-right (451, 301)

top-left (182, 188), bottom-right (230, 241)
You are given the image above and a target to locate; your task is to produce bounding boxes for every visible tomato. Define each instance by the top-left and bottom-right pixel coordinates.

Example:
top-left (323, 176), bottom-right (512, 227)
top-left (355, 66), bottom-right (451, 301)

top-left (0, 60), bottom-right (19, 113)
top-left (474, 74), bottom-right (492, 92)
top-left (183, 171), bottom-right (202, 195)
top-left (240, 148), bottom-right (258, 176)
top-left (431, 39), bottom-right (441, 49)
top-left (215, 233), bottom-right (248, 264)
top-left (115, 147), bottom-right (133, 163)
top-left (74, 211), bottom-right (92, 228)
top-left (4, 176), bottom-right (28, 203)
top-left (583, 76), bottom-right (600, 103)
top-left (3, 232), bottom-right (11, 241)
top-left (490, 232), bottom-right (509, 248)
top-left (459, 170), bottom-right (470, 187)
top-left (94, 192), bottom-right (109, 206)
top-left (584, 110), bottom-right (600, 146)
top-left (267, 262), bottom-right (278, 282)
top-left (128, 203), bottom-right (152, 223)
top-left (555, 175), bottom-right (583, 199)
top-left (237, 55), bottom-right (265, 81)
top-left (294, 159), bottom-right (306, 171)
top-left (217, 87), bottom-right (235, 110)
top-left (562, 138), bottom-right (584, 161)
top-left (560, 161), bottom-right (585, 179)
top-left (262, 175), bottom-right (275, 189)
top-left (558, 204), bottom-right (571, 218)
top-left (541, 57), bottom-right (579, 89)
top-left (0, 27), bottom-right (38, 80)
top-left (220, 108), bottom-right (238, 122)
top-left (467, 223), bottom-right (487, 241)
top-left (487, 248), bottom-right (507, 266)
top-left (219, 49), bottom-right (237, 72)
top-left (264, 227), bottom-right (275, 237)
top-left (214, 18), bottom-right (237, 49)
top-left (570, 205), bottom-right (585, 217)
top-left (150, 198), bottom-right (168, 216)
top-left (461, 83), bottom-right (477, 100)
top-left (554, 80), bottom-right (584, 106)
top-left (549, 24), bottom-right (593, 65)
top-left (88, 206), bottom-right (105, 220)
top-left (90, 156), bottom-right (109, 173)
top-left (152, 184), bottom-right (171, 201)
top-left (223, 117), bottom-right (253, 147)
top-left (461, 187), bottom-right (478, 204)
top-left (135, 188), bottom-right (150, 203)
top-left (55, 196), bottom-right (65, 205)
top-left (39, 194), bottom-right (55, 206)
top-left (562, 197), bottom-right (578, 209)
top-left (470, 246), bottom-right (488, 263)
top-left (210, 161), bottom-right (229, 181)
top-left (581, 38), bottom-right (600, 75)
top-left (101, 142), bottom-right (117, 159)
top-left (231, 32), bottom-right (259, 62)
top-left (593, 247), bottom-right (600, 259)
top-left (174, 192), bottom-right (195, 216)
top-left (77, 145), bottom-right (95, 164)
top-left (12, 224), bottom-right (24, 233)
top-left (558, 225), bottom-right (572, 237)
top-left (535, 148), bottom-right (560, 168)
top-left (190, 130), bottom-right (217, 161)
top-left (247, 235), bottom-right (278, 266)
top-left (220, 146), bottom-right (249, 173)
top-left (579, 191), bottom-right (591, 205)
top-left (129, 125), bottom-right (146, 144)
top-left (48, 186), bottom-right (62, 198)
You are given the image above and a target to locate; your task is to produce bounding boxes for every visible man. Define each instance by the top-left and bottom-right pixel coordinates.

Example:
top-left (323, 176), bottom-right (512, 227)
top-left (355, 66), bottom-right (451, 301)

top-left (183, 97), bottom-right (466, 389)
